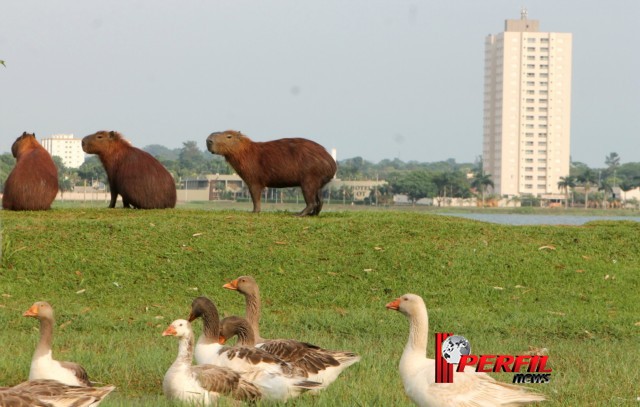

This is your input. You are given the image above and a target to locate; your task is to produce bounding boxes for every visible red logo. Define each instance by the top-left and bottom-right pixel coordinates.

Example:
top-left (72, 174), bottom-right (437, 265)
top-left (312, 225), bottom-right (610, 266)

top-left (435, 332), bottom-right (552, 384)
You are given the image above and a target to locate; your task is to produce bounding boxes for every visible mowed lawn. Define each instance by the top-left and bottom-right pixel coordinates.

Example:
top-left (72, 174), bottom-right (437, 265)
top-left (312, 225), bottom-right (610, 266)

top-left (1, 207), bottom-right (639, 406)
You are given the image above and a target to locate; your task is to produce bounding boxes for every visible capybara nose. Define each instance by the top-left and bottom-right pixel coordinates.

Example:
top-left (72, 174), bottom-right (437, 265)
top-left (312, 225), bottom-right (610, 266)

top-left (206, 138), bottom-right (213, 147)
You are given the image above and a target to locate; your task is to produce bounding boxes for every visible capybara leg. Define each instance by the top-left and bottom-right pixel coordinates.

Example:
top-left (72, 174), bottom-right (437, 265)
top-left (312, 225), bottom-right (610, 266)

top-left (109, 191), bottom-right (118, 208)
top-left (312, 190), bottom-right (323, 216)
top-left (298, 185), bottom-right (317, 216)
top-left (249, 185), bottom-right (264, 213)
top-left (122, 198), bottom-right (132, 209)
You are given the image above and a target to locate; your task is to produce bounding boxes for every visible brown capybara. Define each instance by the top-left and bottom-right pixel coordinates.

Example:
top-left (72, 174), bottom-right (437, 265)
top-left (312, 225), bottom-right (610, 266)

top-left (2, 132), bottom-right (58, 211)
top-left (206, 130), bottom-right (336, 216)
top-left (82, 130), bottom-right (176, 209)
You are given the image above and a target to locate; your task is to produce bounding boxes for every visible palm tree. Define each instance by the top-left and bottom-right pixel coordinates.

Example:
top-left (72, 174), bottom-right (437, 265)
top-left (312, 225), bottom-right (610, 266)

top-left (557, 175), bottom-right (576, 209)
top-left (577, 169), bottom-right (598, 209)
top-left (471, 171), bottom-right (494, 208)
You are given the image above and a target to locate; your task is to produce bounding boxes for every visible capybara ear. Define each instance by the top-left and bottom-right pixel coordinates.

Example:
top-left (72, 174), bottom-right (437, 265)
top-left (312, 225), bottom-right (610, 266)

top-left (22, 131), bottom-right (28, 136)
top-left (109, 131), bottom-right (116, 138)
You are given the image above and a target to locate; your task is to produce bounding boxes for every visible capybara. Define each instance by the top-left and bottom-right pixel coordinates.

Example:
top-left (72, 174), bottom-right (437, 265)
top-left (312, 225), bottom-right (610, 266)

top-left (82, 130), bottom-right (176, 209)
top-left (2, 132), bottom-right (58, 211)
top-left (206, 130), bottom-right (336, 216)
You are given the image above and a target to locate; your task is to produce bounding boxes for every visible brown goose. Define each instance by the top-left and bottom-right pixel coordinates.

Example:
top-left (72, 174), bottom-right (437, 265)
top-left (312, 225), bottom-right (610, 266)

top-left (219, 315), bottom-right (360, 388)
top-left (162, 319), bottom-right (261, 405)
top-left (0, 379), bottom-right (115, 407)
top-left (222, 276), bottom-right (361, 383)
top-left (23, 302), bottom-right (92, 387)
top-left (187, 296), bottom-right (321, 400)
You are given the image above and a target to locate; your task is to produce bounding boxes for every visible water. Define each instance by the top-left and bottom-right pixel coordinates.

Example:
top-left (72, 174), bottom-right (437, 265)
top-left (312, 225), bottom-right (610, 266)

top-left (437, 213), bottom-right (640, 226)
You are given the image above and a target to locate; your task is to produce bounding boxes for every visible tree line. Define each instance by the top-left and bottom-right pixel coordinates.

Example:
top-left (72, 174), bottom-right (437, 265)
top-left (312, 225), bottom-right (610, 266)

top-left (1, 142), bottom-right (639, 207)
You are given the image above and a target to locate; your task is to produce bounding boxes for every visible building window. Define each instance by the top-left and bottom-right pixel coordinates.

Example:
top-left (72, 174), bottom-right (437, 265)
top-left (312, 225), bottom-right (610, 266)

top-left (525, 184), bottom-right (533, 189)
top-left (525, 158), bottom-right (533, 163)
top-left (525, 150), bottom-right (534, 154)
top-left (526, 115), bottom-right (534, 120)
top-left (539, 124), bottom-right (548, 129)
top-left (539, 98), bottom-right (548, 103)
top-left (540, 64), bottom-right (549, 69)
top-left (525, 167), bottom-right (533, 172)
top-left (527, 81), bottom-right (535, 86)
top-left (525, 176), bottom-right (533, 180)
top-left (540, 73), bottom-right (549, 78)
top-left (527, 56), bottom-right (535, 60)
top-left (526, 73), bottom-right (535, 77)
top-left (541, 47), bottom-right (549, 52)
top-left (526, 90), bottom-right (535, 95)
top-left (526, 98), bottom-right (535, 103)
top-left (538, 176), bottom-right (546, 181)
top-left (539, 81), bottom-right (548, 86)
top-left (525, 141), bottom-right (534, 146)
top-left (526, 107), bottom-right (534, 112)
top-left (539, 107), bottom-right (548, 112)
top-left (537, 184), bottom-right (546, 189)
top-left (525, 132), bottom-right (534, 137)
top-left (538, 142), bottom-right (547, 146)
top-left (527, 64), bottom-right (535, 69)
top-left (527, 47), bottom-right (536, 52)
top-left (527, 38), bottom-right (536, 43)
top-left (541, 38), bottom-right (549, 43)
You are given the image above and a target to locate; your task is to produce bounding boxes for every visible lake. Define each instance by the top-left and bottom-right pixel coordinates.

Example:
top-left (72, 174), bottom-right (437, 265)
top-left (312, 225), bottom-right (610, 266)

top-left (437, 213), bottom-right (640, 226)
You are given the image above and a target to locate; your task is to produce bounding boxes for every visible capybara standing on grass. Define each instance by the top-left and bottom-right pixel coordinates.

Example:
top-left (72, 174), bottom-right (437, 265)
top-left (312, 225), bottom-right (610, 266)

top-left (206, 130), bottom-right (336, 216)
top-left (2, 132), bottom-right (58, 211)
top-left (82, 130), bottom-right (176, 209)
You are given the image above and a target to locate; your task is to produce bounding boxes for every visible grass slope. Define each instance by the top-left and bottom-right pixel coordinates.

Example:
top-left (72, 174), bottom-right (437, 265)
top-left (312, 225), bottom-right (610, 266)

top-left (1, 208), bottom-right (639, 406)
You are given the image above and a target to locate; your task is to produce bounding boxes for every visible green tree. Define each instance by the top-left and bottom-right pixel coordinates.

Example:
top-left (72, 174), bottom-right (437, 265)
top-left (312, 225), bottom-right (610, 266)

top-left (390, 170), bottom-right (436, 204)
top-left (178, 141), bottom-right (208, 177)
top-left (52, 156), bottom-right (74, 197)
top-left (577, 169), bottom-right (598, 209)
top-left (557, 175), bottom-right (576, 209)
top-left (0, 153), bottom-right (16, 191)
top-left (471, 171), bottom-right (494, 208)
top-left (77, 156), bottom-right (107, 184)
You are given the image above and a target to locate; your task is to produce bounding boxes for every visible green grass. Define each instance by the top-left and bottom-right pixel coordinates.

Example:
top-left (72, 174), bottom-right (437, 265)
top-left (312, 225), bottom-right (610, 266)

top-left (1, 207), bottom-right (639, 406)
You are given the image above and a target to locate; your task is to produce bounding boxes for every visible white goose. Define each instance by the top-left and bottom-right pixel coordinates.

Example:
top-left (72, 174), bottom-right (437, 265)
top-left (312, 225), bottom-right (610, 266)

top-left (218, 315), bottom-right (361, 388)
top-left (162, 319), bottom-right (261, 405)
top-left (0, 379), bottom-right (115, 407)
top-left (386, 293), bottom-right (546, 407)
top-left (23, 302), bottom-right (92, 386)
top-left (187, 296), bottom-right (321, 401)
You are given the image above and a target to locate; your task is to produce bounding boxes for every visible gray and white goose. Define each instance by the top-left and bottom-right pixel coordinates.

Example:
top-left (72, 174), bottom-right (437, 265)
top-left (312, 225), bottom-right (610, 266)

top-left (187, 296), bottom-right (321, 401)
top-left (222, 276), bottom-right (361, 384)
top-left (219, 315), bottom-right (360, 388)
top-left (162, 319), bottom-right (261, 405)
top-left (0, 379), bottom-right (115, 407)
top-left (23, 302), bottom-right (92, 386)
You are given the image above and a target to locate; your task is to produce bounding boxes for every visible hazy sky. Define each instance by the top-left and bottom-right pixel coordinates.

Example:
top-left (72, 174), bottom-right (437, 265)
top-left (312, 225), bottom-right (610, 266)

top-left (1, 1), bottom-right (638, 168)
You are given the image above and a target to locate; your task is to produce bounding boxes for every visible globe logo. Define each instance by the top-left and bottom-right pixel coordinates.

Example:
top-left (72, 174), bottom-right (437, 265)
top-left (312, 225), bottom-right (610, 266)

top-left (441, 335), bottom-right (471, 364)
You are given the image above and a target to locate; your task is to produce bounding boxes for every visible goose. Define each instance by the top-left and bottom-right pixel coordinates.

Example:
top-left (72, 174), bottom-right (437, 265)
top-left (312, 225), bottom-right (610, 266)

top-left (162, 319), bottom-right (261, 405)
top-left (23, 302), bottom-right (92, 386)
top-left (386, 293), bottom-right (546, 407)
top-left (0, 379), bottom-right (115, 407)
top-left (187, 296), bottom-right (321, 401)
top-left (219, 315), bottom-right (361, 388)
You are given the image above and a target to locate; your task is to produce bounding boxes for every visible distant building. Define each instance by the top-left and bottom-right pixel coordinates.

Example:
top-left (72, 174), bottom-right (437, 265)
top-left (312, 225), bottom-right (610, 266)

top-left (482, 9), bottom-right (572, 196)
top-left (41, 134), bottom-right (85, 168)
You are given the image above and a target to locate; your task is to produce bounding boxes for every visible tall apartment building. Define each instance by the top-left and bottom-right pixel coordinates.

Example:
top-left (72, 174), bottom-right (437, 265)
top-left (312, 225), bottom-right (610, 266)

top-left (482, 10), bottom-right (572, 197)
top-left (41, 134), bottom-right (85, 168)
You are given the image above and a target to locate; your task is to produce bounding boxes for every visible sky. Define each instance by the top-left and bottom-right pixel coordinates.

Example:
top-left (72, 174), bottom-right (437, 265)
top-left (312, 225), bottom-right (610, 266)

top-left (1, 1), bottom-right (639, 168)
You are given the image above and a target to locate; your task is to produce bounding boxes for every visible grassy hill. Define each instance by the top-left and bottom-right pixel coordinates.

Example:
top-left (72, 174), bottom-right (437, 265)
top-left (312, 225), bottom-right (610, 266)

top-left (1, 207), bottom-right (638, 406)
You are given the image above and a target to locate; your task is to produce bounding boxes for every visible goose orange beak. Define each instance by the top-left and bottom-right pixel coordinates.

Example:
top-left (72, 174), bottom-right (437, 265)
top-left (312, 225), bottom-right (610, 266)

top-left (218, 335), bottom-right (227, 345)
top-left (223, 279), bottom-right (239, 290)
top-left (162, 325), bottom-right (177, 336)
top-left (385, 298), bottom-right (401, 311)
top-left (23, 304), bottom-right (39, 317)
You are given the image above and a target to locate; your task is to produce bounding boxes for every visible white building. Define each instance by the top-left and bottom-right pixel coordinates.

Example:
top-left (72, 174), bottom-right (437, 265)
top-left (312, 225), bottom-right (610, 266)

top-left (482, 10), bottom-right (572, 196)
top-left (41, 134), bottom-right (85, 168)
